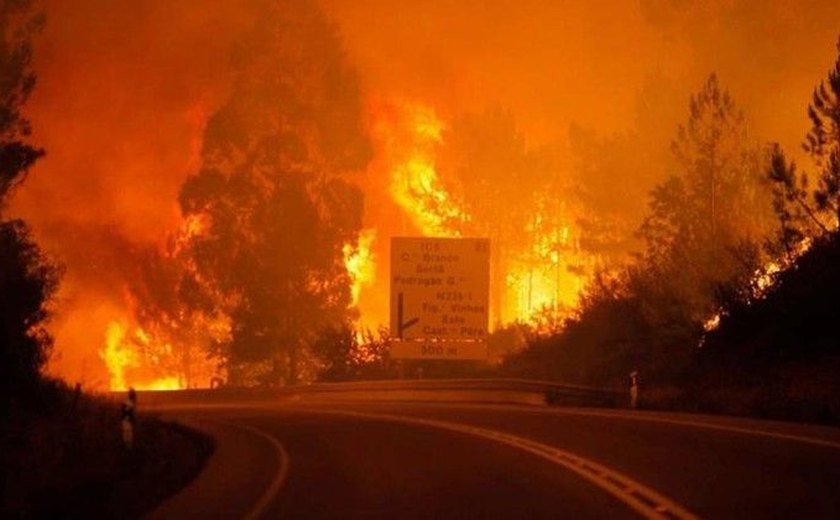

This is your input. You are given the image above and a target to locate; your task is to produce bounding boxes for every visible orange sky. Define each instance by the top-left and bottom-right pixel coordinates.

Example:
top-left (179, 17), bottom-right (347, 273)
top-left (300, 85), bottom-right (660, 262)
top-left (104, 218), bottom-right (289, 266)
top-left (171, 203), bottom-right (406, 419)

top-left (321, 0), bottom-right (840, 150)
top-left (9, 0), bottom-right (840, 386)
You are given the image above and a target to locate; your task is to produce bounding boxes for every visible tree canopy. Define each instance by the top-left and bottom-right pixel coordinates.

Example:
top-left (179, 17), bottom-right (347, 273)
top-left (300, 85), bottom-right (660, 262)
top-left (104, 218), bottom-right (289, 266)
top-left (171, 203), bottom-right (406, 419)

top-left (0, 0), bottom-right (58, 410)
top-left (0, 0), bottom-right (44, 205)
top-left (638, 74), bottom-right (772, 319)
top-left (177, 0), bottom-right (371, 384)
top-left (805, 37), bottom-right (840, 227)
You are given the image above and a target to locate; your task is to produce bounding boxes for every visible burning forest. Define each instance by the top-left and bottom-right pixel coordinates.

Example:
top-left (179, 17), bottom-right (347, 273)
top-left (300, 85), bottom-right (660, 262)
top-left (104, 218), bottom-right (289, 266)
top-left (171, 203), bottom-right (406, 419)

top-left (4, 0), bottom-right (840, 401)
top-left (9, 2), bottom-right (840, 518)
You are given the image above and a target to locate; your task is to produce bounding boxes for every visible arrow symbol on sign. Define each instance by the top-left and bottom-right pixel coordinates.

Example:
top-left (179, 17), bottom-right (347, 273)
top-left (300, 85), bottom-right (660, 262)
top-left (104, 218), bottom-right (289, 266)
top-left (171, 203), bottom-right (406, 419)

top-left (397, 292), bottom-right (419, 339)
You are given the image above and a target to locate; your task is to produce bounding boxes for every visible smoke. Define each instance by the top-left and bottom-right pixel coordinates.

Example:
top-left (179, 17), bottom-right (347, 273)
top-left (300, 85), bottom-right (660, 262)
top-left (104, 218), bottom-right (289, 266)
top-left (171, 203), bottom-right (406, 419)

top-left (324, 0), bottom-right (840, 150)
top-left (9, 0), bottom-right (251, 385)
top-left (8, 0), bottom-right (840, 385)
top-left (324, 0), bottom-right (840, 327)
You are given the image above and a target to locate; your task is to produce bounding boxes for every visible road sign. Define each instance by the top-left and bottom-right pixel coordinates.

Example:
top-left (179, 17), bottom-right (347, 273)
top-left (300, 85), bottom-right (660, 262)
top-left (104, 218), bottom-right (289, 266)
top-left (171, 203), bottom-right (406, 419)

top-left (390, 237), bottom-right (489, 360)
top-left (390, 339), bottom-right (489, 360)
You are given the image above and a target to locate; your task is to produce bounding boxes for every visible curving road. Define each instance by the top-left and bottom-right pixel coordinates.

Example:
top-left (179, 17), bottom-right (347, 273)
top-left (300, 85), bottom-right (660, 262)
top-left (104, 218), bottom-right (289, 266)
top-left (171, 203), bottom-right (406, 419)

top-left (147, 392), bottom-right (840, 519)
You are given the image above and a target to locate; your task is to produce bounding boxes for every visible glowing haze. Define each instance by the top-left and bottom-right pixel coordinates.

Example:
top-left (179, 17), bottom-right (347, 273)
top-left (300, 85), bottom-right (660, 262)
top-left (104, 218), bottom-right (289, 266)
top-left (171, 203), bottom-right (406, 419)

top-left (10, 0), bottom-right (840, 389)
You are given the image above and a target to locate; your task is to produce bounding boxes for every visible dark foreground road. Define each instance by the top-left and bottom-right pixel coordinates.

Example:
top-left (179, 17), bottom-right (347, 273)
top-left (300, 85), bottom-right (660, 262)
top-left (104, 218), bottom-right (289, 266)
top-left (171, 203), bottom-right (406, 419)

top-left (147, 394), bottom-right (840, 519)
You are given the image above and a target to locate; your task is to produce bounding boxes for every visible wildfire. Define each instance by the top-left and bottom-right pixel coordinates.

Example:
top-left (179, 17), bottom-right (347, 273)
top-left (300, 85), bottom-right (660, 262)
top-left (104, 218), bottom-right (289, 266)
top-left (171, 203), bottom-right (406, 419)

top-left (703, 313), bottom-right (721, 332)
top-left (360, 99), bottom-right (593, 332)
top-left (101, 322), bottom-right (136, 391)
top-left (503, 202), bottom-right (589, 327)
top-left (100, 321), bottom-right (185, 391)
top-left (98, 302), bottom-right (229, 391)
top-left (378, 101), bottom-right (468, 237)
top-left (343, 228), bottom-right (377, 308)
top-left (182, 213), bottom-right (210, 241)
top-left (702, 238), bottom-right (815, 338)
top-left (754, 238), bottom-right (813, 297)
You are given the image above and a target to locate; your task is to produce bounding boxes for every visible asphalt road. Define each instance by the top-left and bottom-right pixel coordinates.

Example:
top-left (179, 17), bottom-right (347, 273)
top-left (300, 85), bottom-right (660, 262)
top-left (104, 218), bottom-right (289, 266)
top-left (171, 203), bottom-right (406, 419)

top-left (147, 394), bottom-right (840, 519)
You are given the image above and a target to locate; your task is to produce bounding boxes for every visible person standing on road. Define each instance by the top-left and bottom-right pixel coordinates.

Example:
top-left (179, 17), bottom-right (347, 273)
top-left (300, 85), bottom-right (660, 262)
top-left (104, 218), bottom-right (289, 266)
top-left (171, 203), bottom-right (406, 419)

top-left (120, 388), bottom-right (137, 449)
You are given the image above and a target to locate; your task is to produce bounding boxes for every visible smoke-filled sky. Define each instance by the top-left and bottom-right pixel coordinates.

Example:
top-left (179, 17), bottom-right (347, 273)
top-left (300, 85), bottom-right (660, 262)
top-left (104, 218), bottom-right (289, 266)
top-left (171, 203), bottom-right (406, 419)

top-left (9, 0), bottom-right (840, 385)
top-left (322, 0), bottom-right (840, 148)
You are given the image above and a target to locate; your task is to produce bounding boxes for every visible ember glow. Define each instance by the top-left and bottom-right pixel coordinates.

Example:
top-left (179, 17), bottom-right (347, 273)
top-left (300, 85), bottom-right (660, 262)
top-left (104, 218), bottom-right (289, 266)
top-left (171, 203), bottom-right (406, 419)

top-left (101, 322), bottom-right (183, 391)
top-left (10, 0), bottom-right (840, 390)
top-left (379, 101), bottom-right (468, 238)
top-left (99, 308), bottom-right (229, 391)
top-left (504, 205), bottom-right (588, 324)
top-left (343, 228), bottom-right (377, 308)
top-left (354, 100), bottom-right (593, 330)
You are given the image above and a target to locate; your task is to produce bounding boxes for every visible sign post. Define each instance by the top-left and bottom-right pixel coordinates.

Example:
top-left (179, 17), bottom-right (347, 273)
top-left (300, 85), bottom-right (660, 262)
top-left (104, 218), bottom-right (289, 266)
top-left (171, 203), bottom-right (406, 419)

top-left (390, 237), bottom-right (490, 360)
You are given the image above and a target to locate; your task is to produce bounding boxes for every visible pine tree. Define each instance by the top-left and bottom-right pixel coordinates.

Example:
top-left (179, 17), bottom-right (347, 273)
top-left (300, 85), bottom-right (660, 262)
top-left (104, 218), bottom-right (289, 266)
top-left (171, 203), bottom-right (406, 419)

top-left (766, 36), bottom-right (840, 252)
top-left (639, 74), bottom-right (772, 319)
top-left (804, 37), bottom-right (840, 228)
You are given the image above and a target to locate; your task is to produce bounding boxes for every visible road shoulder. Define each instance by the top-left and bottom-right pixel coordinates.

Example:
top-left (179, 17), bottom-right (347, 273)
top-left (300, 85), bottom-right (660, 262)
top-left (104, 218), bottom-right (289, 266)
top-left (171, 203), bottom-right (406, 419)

top-left (147, 416), bottom-right (287, 520)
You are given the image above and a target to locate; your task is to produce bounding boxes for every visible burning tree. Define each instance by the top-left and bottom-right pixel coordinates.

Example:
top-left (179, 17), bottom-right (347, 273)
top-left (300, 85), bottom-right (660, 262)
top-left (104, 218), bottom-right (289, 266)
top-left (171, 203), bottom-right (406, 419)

top-left (117, 231), bottom-right (231, 389)
top-left (805, 37), bottom-right (840, 229)
top-left (438, 108), bottom-right (588, 326)
top-left (177, 0), bottom-right (370, 385)
top-left (509, 75), bottom-right (779, 385)
top-left (767, 36), bottom-right (840, 255)
top-left (441, 108), bottom-right (540, 324)
top-left (694, 40), bottom-right (840, 419)
top-left (568, 76), bottom-right (683, 265)
top-left (638, 74), bottom-right (773, 320)
top-left (378, 101), bottom-right (469, 238)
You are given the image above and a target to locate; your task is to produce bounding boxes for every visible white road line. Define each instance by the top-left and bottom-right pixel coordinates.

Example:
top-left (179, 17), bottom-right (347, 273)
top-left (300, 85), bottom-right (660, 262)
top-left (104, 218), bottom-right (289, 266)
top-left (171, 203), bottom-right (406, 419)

top-left (388, 402), bottom-right (840, 451)
top-left (532, 408), bottom-right (840, 451)
top-left (228, 422), bottom-right (291, 520)
top-left (307, 408), bottom-right (698, 520)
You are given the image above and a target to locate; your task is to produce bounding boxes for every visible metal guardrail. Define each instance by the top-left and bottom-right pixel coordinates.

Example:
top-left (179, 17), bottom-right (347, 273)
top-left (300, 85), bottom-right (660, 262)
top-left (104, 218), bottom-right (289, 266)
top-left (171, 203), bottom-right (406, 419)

top-left (131, 378), bottom-right (624, 408)
top-left (300, 378), bottom-right (622, 405)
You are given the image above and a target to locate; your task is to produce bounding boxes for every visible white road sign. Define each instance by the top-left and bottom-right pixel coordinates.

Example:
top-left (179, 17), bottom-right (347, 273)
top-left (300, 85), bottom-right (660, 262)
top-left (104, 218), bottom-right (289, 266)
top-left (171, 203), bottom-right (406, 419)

top-left (390, 237), bottom-right (489, 360)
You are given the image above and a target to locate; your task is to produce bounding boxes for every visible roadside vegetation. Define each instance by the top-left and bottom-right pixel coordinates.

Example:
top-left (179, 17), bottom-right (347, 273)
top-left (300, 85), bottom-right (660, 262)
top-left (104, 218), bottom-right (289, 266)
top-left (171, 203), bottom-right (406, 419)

top-left (0, 3), bottom-right (211, 516)
top-left (309, 36), bottom-right (840, 426)
top-left (3, 382), bottom-right (212, 517)
top-left (313, 37), bottom-right (840, 430)
top-left (501, 37), bottom-right (840, 424)
top-left (4, 10), bottom-right (840, 516)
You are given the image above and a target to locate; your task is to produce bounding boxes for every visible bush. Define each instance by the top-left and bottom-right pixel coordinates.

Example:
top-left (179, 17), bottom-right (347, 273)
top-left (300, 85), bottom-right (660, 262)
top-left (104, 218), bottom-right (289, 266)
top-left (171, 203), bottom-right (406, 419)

top-left (0, 220), bottom-right (61, 414)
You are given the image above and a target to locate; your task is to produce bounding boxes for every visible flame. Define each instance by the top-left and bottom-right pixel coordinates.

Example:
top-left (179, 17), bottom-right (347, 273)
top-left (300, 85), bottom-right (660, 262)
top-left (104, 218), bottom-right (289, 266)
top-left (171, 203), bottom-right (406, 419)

top-left (360, 100), bottom-right (593, 333)
top-left (754, 238), bottom-right (813, 297)
top-left (93, 209), bottom-right (233, 391)
top-left (384, 102), bottom-right (590, 328)
top-left (182, 213), bottom-right (210, 241)
top-left (378, 101), bottom-right (468, 237)
top-left (343, 228), bottom-right (377, 308)
top-left (98, 311), bottom-right (228, 391)
top-left (703, 313), bottom-right (721, 332)
top-left (503, 206), bottom-right (589, 327)
top-left (702, 238), bottom-right (815, 338)
top-left (100, 321), bottom-right (186, 391)
top-left (142, 376), bottom-right (183, 391)
top-left (101, 321), bottom-right (137, 391)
